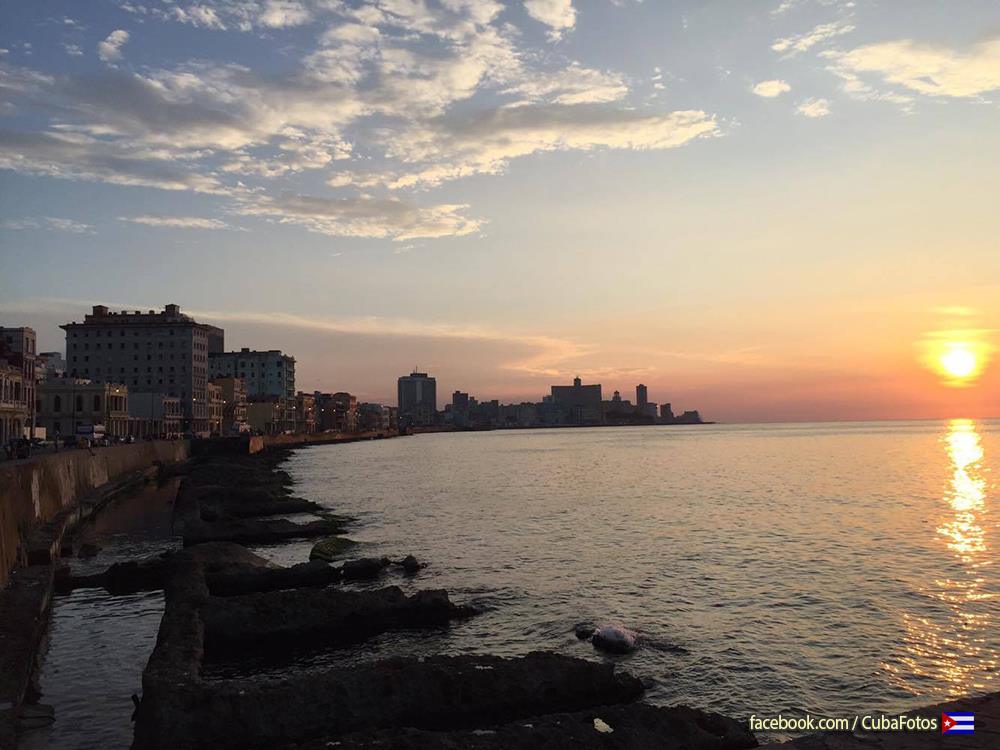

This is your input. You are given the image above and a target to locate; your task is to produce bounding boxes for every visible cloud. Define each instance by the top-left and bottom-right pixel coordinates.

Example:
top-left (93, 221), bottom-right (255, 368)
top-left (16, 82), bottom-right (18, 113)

top-left (382, 104), bottom-right (719, 189)
top-left (0, 129), bottom-right (226, 192)
top-left (171, 5), bottom-right (227, 29)
top-left (796, 97), bottom-right (831, 117)
top-left (188, 306), bottom-right (592, 376)
top-left (236, 192), bottom-right (483, 240)
top-left (504, 62), bottom-right (628, 105)
top-left (119, 215), bottom-right (232, 229)
top-left (824, 36), bottom-right (1000, 98)
top-left (0, 216), bottom-right (94, 233)
top-left (752, 79), bottom-right (791, 97)
top-left (63, 44), bottom-right (83, 57)
top-left (772, 20), bottom-right (854, 55)
top-left (523, 0), bottom-right (576, 38)
top-left (97, 29), bottom-right (130, 62)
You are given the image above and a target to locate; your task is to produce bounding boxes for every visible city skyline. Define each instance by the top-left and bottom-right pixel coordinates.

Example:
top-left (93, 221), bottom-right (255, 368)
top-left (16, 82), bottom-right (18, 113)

top-left (3, 1), bottom-right (1000, 422)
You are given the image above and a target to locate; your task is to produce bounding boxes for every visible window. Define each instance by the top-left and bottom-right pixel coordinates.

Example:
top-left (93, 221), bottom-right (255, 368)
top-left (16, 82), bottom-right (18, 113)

top-left (94, 395), bottom-right (101, 411)
top-left (75, 395), bottom-right (83, 411)
top-left (54, 395), bottom-right (62, 411)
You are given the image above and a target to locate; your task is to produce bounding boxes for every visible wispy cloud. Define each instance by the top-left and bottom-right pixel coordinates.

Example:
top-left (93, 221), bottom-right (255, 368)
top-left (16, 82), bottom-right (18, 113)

top-left (118, 215), bottom-right (233, 229)
top-left (796, 97), bottom-right (831, 117)
top-left (772, 20), bottom-right (854, 56)
top-left (523, 0), bottom-right (576, 40)
top-left (1, 216), bottom-right (94, 233)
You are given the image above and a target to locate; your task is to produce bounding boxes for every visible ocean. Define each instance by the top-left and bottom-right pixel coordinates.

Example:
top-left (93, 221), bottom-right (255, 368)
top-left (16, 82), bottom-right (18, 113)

top-left (24, 420), bottom-right (1000, 747)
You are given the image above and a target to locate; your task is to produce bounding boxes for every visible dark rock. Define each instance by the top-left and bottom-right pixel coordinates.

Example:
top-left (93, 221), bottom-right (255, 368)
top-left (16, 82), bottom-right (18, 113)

top-left (54, 557), bottom-right (167, 594)
top-left (206, 560), bottom-right (341, 596)
top-left (574, 622), bottom-right (595, 640)
top-left (592, 625), bottom-right (638, 654)
top-left (341, 556), bottom-right (391, 580)
top-left (309, 535), bottom-right (356, 562)
top-left (133, 652), bottom-right (645, 750)
top-left (78, 542), bottom-right (101, 558)
top-left (397, 555), bottom-right (425, 575)
top-left (286, 703), bottom-right (758, 750)
top-left (16, 703), bottom-right (55, 730)
top-left (201, 585), bottom-right (473, 654)
top-left (183, 517), bottom-right (344, 546)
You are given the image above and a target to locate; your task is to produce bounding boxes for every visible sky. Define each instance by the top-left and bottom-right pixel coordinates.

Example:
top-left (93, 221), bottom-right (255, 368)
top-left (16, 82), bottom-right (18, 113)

top-left (1, 0), bottom-right (999, 422)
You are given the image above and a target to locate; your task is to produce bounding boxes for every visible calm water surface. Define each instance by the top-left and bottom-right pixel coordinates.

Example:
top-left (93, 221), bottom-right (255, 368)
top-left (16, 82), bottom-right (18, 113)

top-left (26, 422), bottom-right (1000, 747)
top-left (253, 420), bottom-right (999, 727)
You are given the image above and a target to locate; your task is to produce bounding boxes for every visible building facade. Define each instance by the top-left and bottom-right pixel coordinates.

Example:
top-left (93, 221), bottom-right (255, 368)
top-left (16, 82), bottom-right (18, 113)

top-left (212, 377), bottom-right (248, 435)
top-left (0, 354), bottom-right (27, 444)
top-left (294, 391), bottom-right (317, 434)
top-left (208, 347), bottom-right (295, 432)
top-left (61, 304), bottom-right (215, 436)
top-left (397, 371), bottom-right (436, 428)
top-left (128, 392), bottom-right (182, 439)
top-left (37, 378), bottom-right (129, 438)
top-left (207, 382), bottom-right (224, 437)
top-left (1, 327), bottom-right (37, 438)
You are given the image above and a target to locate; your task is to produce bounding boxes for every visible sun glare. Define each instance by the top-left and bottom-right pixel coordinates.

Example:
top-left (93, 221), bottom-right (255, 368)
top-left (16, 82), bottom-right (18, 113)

top-left (939, 345), bottom-right (978, 380)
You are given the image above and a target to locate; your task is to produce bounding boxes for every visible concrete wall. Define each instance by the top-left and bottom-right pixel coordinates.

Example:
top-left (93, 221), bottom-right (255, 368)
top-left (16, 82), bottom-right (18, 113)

top-left (0, 441), bottom-right (189, 587)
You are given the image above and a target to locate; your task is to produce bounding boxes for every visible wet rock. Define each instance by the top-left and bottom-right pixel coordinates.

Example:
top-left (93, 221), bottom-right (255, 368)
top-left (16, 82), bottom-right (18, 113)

top-left (206, 560), bottom-right (341, 596)
top-left (192, 484), bottom-right (322, 519)
top-left (54, 557), bottom-right (167, 594)
top-left (574, 623), bottom-right (595, 640)
top-left (201, 585), bottom-right (473, 653)
top-left (287, 703), bottom-right (759, 750)
top-left (133, 652), bottom-right (645, 750)
top-left (16, 703), bottom-right (55, 730)
top-left (77, 542), bottom-right (102, 558)
top-left (309, 535), bottom-right (356, 562)
top-left (396, 555), bottom-right (425, 575)
top-left (341, 556), bottom-right (391, 580)
top-left (592, 625), bottom-right (638, 654)
top-left (183, 517), bottom-right (344, 546)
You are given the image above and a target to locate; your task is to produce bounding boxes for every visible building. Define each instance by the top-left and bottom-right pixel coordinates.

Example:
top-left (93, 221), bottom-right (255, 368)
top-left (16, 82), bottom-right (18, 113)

top-left (636, 384), bottom-right (648, 408)
top-left (358, 402), bottom-right (392, 433)
top-left (325, 392), bottom-right (358, 433)
top-left (128, 392), bottom-right (182, 439)
top-left (61, 304), bottom-right (216, 436)
top-left (660, 403), bottom-right (674, 422)
top-left (207, 382), bottom-right (224, 436)
top-left (37, 378), bottom-right (129, 439)
top-left (246, 398), bottom-right (284, 434)
top-left (295, 391), bottom-right (317, 434)
top-left (212, 377), bottom-right (248, 435)
top-left (38, 351), bottom-right (67, 378)
top-left (208, 347), bottom-right (295, 432)
top-left (0, 350), bottom-right (27, 444)
top-left (550, 376), bottom-right (602, 425)
top-left (397, 371), bottom-right (436, 428)
top-left (1, 327), bottom-right (38, 437)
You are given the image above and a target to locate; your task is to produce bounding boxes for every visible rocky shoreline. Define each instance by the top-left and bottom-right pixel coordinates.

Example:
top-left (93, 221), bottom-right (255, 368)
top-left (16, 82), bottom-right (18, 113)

top-left (105, 445), bottom-right (757, 750)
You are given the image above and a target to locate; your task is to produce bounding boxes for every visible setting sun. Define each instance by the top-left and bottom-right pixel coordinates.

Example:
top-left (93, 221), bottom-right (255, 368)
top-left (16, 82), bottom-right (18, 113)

top-left (940, 345), bottom-right (978, 380)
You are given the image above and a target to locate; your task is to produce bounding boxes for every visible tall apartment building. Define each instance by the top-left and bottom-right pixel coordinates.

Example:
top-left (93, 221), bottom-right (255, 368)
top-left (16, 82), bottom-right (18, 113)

top-left (208, 347), bottom-right (296, 432)
top-left (397, 371), bottom-right (436, 428)
top-left (1, 327), bottom-right (38, 437)
top-left (61, 304), bottom-right (220, 436)
top-left (550, 376), bottom-right (603, 425)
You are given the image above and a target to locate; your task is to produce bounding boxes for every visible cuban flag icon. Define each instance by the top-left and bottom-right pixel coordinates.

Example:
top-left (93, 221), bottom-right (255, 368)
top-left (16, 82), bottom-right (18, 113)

top-left (941, 712), bottom-right (974, 734)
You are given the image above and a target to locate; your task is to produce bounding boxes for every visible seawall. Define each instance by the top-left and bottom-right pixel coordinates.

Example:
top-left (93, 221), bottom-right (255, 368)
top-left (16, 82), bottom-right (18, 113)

top-left (0, 441), bottom-right (190, 588)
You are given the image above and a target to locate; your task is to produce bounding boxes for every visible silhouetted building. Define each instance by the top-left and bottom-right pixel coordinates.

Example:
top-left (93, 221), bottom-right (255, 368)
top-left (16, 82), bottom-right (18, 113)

top-left (398, 371), bottom-right (436, 428)
top-left (294, 391), bottom-right (317, 434)
top-left (660, 402), bottom-right (674, 422)
top-left (636, 384), bottom-right (648, 408)
top-left (550, 376), bottom-right (602, 425)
